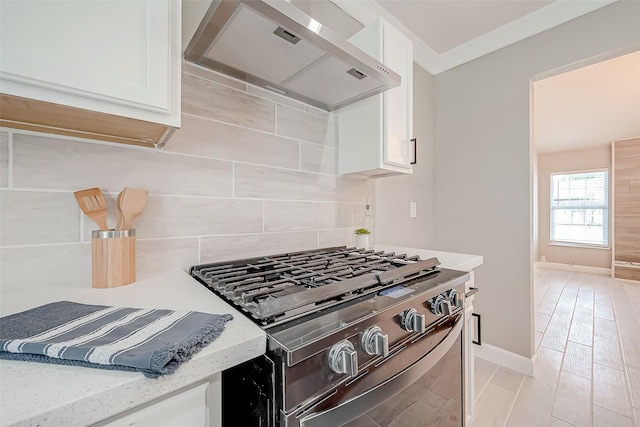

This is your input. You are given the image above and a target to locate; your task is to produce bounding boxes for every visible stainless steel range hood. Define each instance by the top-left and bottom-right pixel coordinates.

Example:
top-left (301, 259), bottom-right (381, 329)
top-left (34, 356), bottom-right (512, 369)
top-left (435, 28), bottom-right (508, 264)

top-left (184, 0), bottom-right (401, 111)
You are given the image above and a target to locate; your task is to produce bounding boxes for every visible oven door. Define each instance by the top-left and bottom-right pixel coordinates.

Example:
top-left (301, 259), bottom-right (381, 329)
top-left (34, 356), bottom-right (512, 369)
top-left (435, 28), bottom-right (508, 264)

top-left (297, 314), bottom-right (464, 427)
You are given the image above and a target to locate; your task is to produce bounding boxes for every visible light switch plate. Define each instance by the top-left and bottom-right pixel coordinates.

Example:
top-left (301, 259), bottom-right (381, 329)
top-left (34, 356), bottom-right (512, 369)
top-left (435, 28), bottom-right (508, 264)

top-left (410, 201), bottom-right (417, 218)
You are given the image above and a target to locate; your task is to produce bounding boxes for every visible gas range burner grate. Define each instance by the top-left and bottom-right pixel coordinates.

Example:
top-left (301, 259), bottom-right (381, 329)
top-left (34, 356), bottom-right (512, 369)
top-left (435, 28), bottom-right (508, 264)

top-left (190, 246), bottom-right (440, 325)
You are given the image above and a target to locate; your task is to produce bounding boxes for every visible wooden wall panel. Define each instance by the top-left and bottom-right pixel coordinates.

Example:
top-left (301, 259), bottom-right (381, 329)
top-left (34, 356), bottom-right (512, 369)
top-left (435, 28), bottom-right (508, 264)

top-left (613, 137), bottom-right (640, 281)
top-left (615, 266), bottom-right (640, 281)
top-left (615, 139), bottom-right (640, 158)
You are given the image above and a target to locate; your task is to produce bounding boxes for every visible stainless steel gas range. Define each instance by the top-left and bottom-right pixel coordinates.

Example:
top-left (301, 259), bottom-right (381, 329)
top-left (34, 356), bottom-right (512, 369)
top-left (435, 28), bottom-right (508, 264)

top-left (190, 246), bottom-right (473, 426)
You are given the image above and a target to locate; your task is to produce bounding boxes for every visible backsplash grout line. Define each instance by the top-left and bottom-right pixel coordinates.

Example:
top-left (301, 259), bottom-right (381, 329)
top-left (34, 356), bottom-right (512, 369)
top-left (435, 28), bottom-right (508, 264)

top-left (0, 188), bottom-right (369, 205)
top-left (0, 229), bottom-right (357, 250)
top-left (0, 241), bottom-right (90, 249)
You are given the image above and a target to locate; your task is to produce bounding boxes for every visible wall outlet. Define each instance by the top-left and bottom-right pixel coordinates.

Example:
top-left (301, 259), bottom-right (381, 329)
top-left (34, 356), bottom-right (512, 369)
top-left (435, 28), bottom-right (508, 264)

top-left (541, 256), bottom-right (546, 262)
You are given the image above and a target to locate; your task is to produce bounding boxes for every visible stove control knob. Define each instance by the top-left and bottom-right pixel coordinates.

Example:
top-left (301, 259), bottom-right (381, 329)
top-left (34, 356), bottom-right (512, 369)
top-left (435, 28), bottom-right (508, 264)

top-left (430, 295), bottom-right (452, 316)
top-left (447, 290), bottom-right (465, 308)
top-left (361, 326), bottom-right (389, 357)
top-left (328, 340), bottom-right (358, 377)
top-left (400, 308), bottom-right (426, 333)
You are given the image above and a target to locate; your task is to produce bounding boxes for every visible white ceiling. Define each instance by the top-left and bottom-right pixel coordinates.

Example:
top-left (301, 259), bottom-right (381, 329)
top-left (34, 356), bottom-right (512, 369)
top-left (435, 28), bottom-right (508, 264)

top-left (329, 0), bottom-right (618, 74)
top-left (533, 50), bottom-right (640, 154)
top-left (376, 0), bottom-right (553, 54)
top-left (328, 0), bottom-right (638, 154)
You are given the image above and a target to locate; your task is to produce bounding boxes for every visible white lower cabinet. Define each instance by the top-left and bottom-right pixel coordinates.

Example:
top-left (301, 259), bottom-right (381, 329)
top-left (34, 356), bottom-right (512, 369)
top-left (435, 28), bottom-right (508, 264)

top-left (97, 378), bottom-right (217, 427)
top-left (464, 272), bottom-right (477, 425)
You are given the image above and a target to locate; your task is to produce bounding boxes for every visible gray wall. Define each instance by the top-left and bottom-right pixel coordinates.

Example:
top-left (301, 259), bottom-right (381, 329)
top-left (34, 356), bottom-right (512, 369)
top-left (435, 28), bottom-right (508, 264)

top-left (373, 63), bottom-right (436, 248)
top-left (0, 63), bottom-right (370, 290)
top-left (538, 145), bottom-right (612, 268)
top-left (433, 1), bottom-right (640, 357)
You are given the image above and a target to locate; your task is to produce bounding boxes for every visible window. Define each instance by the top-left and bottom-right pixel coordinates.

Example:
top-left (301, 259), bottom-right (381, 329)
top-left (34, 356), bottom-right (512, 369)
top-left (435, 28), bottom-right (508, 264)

top-left (550, 170), bottom-right (609, 246)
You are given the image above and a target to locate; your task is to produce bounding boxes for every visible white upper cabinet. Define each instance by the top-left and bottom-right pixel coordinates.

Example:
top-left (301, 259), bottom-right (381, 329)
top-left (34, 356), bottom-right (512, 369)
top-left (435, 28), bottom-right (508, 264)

top-left (0, 0), bottom-right (181, 144)
top-left (338, 18), bottom-right (413, 176)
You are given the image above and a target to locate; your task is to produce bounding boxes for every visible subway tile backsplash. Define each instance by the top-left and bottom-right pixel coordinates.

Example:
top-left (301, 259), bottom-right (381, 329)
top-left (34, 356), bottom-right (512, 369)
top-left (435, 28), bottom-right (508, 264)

top-left (165, 114), bottom-right (300, 169)
top-left (12, 134), bottom-right (234, 196)
top-left (0, 65), bottom-right (370, 289)
top-left (182, 73), bottom-right (276, 132)
top-left (276, 105), bottom-right (338, 147)
top-left (1, 190), bottom-right (81, 246)
top-left (200, 231), bottom-right (319, 263)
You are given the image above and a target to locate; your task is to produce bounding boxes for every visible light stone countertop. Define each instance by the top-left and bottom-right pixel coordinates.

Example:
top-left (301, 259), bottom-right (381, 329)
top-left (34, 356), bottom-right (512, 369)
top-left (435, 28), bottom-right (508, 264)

top-left (0, 270), bottom-right (267, 427)
top-left (374, 244), bottom-right (483, 272)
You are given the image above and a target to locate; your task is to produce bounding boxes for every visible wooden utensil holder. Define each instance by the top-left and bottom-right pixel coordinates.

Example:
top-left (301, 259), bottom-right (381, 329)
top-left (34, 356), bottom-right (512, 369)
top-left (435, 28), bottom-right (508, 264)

top-left (92, 229), bottom-right (136, 288)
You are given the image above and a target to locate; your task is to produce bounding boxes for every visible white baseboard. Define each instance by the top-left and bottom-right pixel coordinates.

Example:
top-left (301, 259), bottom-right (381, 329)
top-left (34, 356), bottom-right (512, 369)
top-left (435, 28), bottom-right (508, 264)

top-left (535, 261), bottom-right (611, 276)
top-left (474, 343), bottom-right (533, 376)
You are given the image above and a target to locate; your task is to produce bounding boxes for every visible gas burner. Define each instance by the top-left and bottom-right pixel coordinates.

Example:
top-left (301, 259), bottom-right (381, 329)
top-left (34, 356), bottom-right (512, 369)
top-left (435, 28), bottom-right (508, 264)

top-left (190, 246), bottom-right (439, 326)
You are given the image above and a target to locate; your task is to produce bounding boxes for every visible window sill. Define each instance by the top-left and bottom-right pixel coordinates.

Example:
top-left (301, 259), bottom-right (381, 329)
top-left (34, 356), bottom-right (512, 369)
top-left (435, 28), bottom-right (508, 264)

top-left (548, 241), bottom-right (610, 250)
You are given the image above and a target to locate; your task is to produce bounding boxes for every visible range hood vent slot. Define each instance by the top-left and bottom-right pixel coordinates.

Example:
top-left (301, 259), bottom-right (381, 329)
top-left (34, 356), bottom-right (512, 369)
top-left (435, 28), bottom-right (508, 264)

top-left (184, 0), bottom-right (401, 111)
top-left (347, 68), bottom-right (367, 80)
top-left (274, 27), bottom-right (300, 45)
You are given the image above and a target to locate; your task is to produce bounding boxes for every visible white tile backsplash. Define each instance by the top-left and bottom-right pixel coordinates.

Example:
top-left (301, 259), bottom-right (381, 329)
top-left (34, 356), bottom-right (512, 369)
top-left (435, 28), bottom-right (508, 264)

top-left (12, 134), bottom-right (233, 196)
top-left (182, 62), bottom-right (246, 91)
top-left (1, 190), bottom-right (81, 246)
top-left (1, 244), bottom-right (91, 290)
top-left (0, 68), bottom-right (369, 290)
top-left (165, 114), bottom-right (299, 170)
top-left (264, 201), bottom-right (352, 232)
top-left (182, 73), bottom-right (275, 133)
top-left (300, 142), bottom-right (338, 175)
top-left (337, 175), bottom-right (372, 202)
top-left (201, 231), bottom-right (318, 262)
top-left (319, 228), bottom-right (355, 248)
top-left (276, 105), bottom-right (338, 147)
top-left (235, 163), bottom-right (335, 201)
top-left (247, 85), bottom-right (306, 110)
top-left (126, 196), bottom-right (263, 239)
top-left (136, 238), bottom-right (199, 280)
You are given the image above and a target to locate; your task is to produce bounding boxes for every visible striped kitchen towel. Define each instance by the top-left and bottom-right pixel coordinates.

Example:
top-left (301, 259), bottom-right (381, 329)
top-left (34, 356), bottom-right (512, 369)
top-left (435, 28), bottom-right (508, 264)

top-left (0, 301), bottom-right (233, 378)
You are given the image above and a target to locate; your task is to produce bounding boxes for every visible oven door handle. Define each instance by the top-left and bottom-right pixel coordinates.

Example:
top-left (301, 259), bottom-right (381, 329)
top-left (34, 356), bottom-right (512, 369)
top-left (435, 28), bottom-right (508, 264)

top-left (298, 317), bottom-right (463, 427)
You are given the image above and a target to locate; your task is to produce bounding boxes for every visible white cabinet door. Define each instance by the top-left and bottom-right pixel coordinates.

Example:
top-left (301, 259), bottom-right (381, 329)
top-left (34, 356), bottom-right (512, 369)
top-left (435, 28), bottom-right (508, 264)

top-left (383, 24), bottom-right (413, 168)
top-left (0, 0), bottom-right (180, 127)
top-left (338, 18), bottom-right (413, 177)
top-left (98, 383), bottom-right (208, 427)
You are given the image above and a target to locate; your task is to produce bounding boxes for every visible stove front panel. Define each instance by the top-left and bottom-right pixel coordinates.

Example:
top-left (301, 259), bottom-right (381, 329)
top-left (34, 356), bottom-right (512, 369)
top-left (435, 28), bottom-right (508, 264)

top-left (277, 279), bottom-right (466, 415)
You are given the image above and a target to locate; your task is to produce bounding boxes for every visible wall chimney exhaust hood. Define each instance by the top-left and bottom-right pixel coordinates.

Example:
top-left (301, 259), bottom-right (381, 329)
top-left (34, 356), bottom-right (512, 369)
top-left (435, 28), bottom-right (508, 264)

top-left (184, 0), bottom-right (401, 111)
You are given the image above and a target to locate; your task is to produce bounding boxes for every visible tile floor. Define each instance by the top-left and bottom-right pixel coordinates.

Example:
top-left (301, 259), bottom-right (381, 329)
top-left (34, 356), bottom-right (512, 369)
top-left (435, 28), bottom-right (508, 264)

top-left (471, 267), bottom-right (640, 427)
